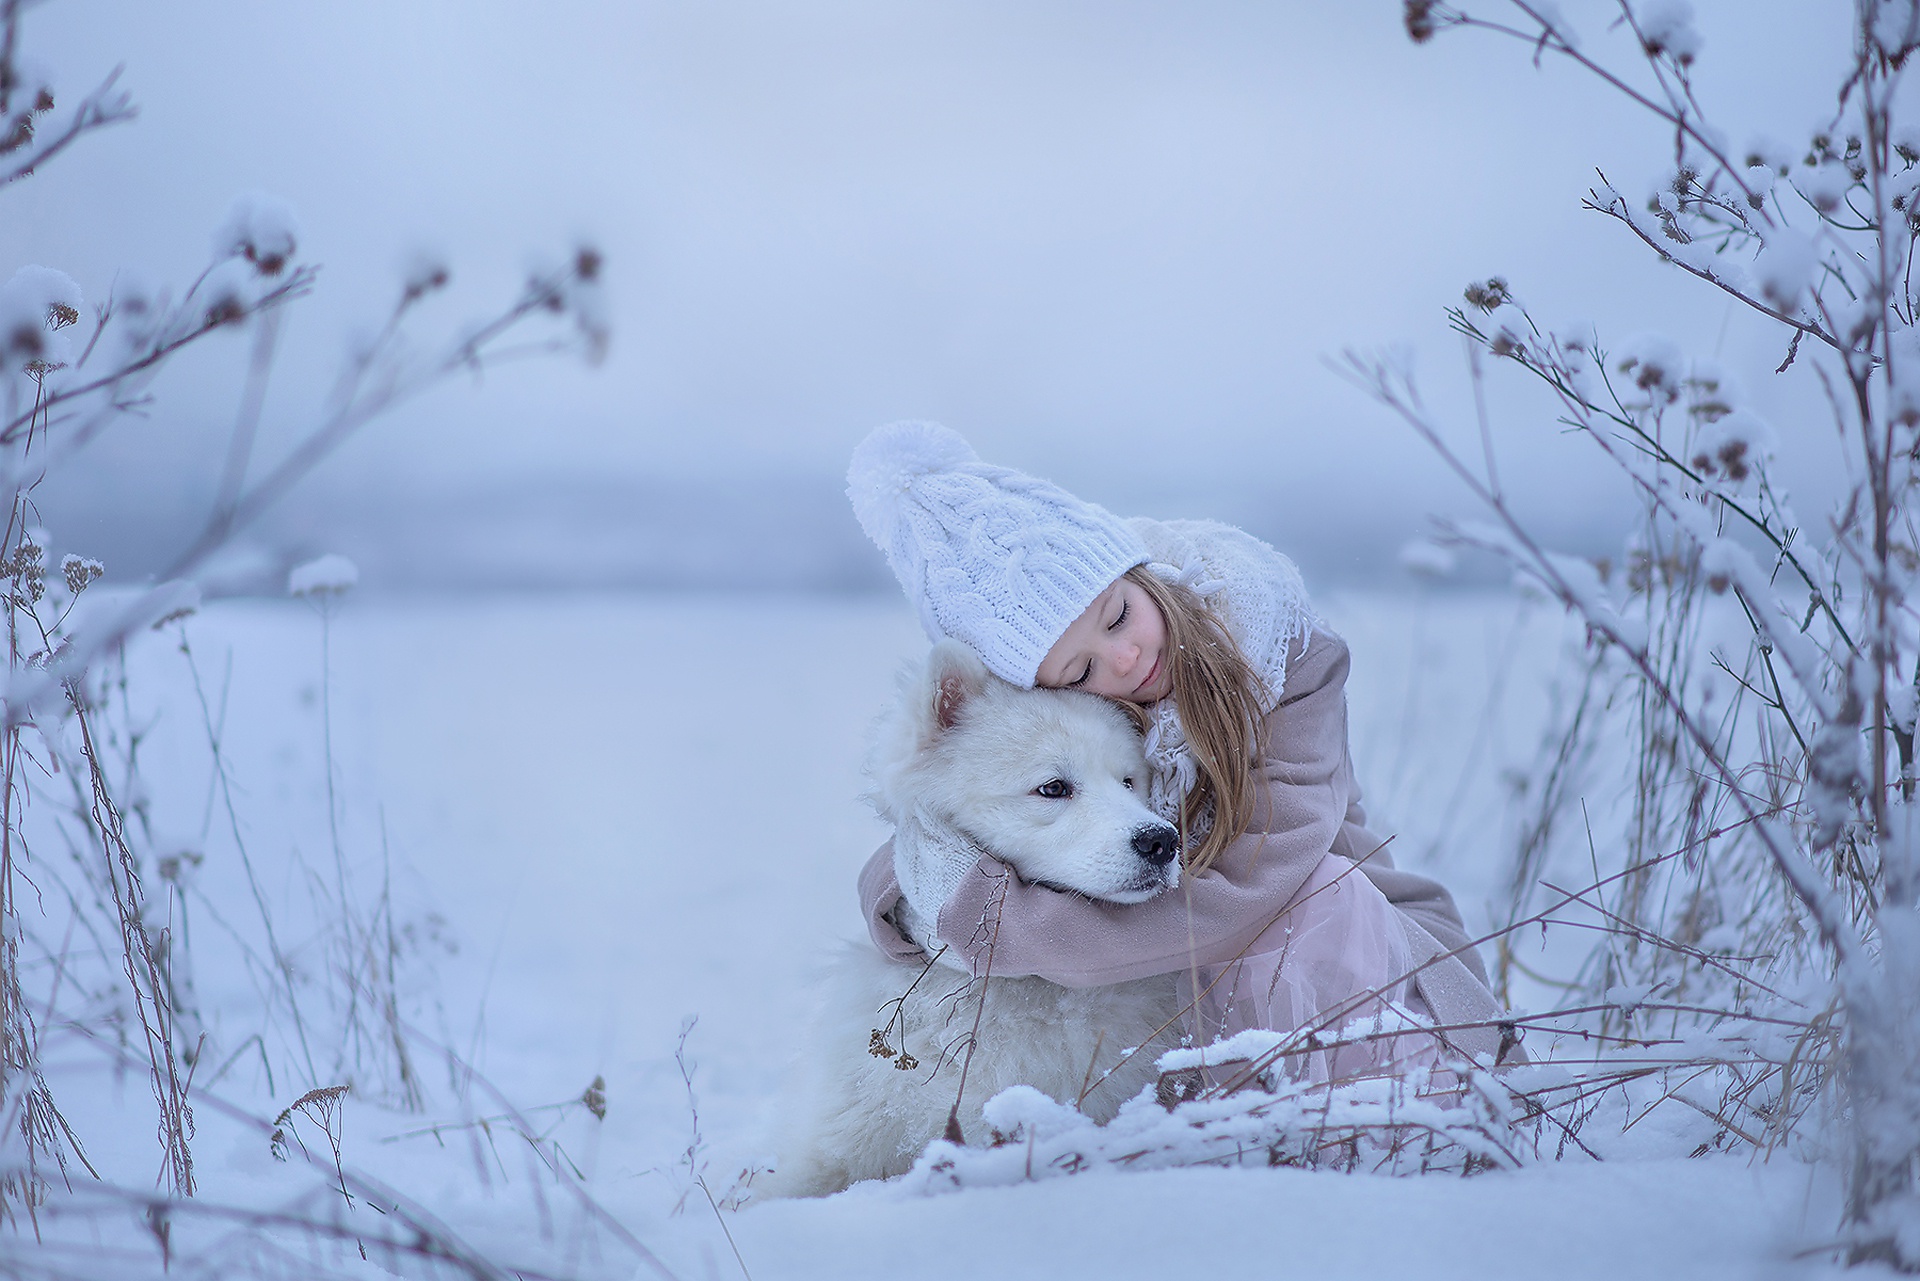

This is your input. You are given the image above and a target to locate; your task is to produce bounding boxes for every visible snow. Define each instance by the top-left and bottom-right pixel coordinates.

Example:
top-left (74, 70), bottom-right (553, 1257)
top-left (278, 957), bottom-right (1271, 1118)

top-left (1797, 164), bottom-right (1851, 215)
top-left (1398, 538), bottom-right (1457, 579)
top-left (400, 248), bottom-right (452, 302)
top-left (1612, 332), bottom-right (1685, 407)
top-left (1694, 533), bottom-right (1830, 712)
top-left (1870, 3), bottom-right (1920, 58)
top-left (0, 263), bottom-right (84, 372)
top-left (1833, 297), bottom-right (1882, 349)
top-left (1550, 319), bottom-right (1596, 358)
top-left (1156, 1027), bottom-right (1296, 1072)
top-left (1636, 0), bottom-right (1702, 65)
top-left (1893, 169), bottom-right (1920, 217)
top-left (1895, 683), bottom-right (1920, 737)
top-left (904, 1061), bottom-right (1530, 1189)
top-left (1484, 302), bottom-right (1530, 357)
top-left (1746, 135), bottom-right (1796, 175)
top-left (1690, 407), bottom-right (1776, 487)
top-left (754, 1159), bottom-right (1834, 1280)
top-left (59, 552), bottom-right (104, 595)
top-left (1753, 230), bottom-right (1815, 312)
top-left (7, 588), bottom-right (1860, 1278)
top-left (214, 190), bottom-right (301, 275)
top-left (288, 552), bottom-right (360, 596)
top-left (198, 256), bottom-right (262, 327)
top-left (1530, 1), bottom-right (1579, 50)
top-left (62, 578), bottom-right (201, 651)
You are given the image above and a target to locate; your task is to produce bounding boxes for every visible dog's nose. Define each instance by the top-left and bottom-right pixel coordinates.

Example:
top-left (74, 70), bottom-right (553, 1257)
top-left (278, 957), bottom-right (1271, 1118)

top-left (1132, 824), bottom-right (1179, 867)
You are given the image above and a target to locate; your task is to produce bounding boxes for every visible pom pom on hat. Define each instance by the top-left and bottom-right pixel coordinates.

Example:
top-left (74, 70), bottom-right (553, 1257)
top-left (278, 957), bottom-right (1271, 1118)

top-left (846, 421), bottom-right (1148, 687)
top-left (846, 421), bottom-right (978, 550)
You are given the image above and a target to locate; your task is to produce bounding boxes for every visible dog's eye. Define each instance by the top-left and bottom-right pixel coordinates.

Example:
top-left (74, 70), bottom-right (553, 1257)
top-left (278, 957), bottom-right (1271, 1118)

top-left (1123, 777), bottom-right (1135, 790)
top-left (1034, 779), bottom-right (1074, 800)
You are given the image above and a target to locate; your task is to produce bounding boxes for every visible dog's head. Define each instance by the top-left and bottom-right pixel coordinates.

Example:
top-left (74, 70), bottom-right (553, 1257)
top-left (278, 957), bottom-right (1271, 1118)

top-left (869, 640), bottom-right (1181, 905)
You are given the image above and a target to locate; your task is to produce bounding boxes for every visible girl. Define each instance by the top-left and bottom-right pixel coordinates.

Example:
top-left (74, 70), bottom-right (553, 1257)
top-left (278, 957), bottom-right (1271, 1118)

top-left (846, 421), bottom-right (1512, 1080)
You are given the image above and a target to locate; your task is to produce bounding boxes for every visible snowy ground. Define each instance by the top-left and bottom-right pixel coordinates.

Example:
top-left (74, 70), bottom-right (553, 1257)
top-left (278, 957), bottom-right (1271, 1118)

top-left (20, 588), bottom-right (1862, 1279)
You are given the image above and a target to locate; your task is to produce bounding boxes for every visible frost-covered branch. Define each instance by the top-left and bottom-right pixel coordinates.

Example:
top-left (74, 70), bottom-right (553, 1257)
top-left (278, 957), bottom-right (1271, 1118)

top-left (0, 0), bottom-right (135, 188)
top-left (1338, 349), bottom-right (1865, 967)
top-left (0, 4), bottom-right (621, 1264)
top-left (0, 266), bottom-right (317, 447)
top-left (1395, 0), bottom-right (1920, 1265)
top-left (162, 247), bottom-right (606, 581)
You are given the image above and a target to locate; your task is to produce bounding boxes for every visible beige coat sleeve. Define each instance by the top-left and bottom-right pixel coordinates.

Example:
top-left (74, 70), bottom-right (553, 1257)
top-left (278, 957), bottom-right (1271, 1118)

top-left (858, 838), bottom-right (927, 965)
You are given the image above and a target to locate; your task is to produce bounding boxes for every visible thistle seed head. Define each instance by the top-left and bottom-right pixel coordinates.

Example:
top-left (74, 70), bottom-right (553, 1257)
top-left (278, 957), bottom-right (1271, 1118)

top-left (1463, 277), bottom-right (1509, 312)
top-left (204, 295), bottom-right (246, 328)
top-left (60, 554), bottom-right (103, 595)
top-left (1405, 0), bottom-right (1437, 43)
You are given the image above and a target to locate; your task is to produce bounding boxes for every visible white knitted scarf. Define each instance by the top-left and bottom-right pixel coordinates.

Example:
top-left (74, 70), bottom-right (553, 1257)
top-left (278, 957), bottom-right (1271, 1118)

top-left (1127, 518), bottom-right (1320, 849)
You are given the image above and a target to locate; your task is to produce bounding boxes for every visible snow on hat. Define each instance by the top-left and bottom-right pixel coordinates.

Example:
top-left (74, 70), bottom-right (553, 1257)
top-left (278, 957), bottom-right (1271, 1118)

top-left (847, 421), bottom-right (1149, 687)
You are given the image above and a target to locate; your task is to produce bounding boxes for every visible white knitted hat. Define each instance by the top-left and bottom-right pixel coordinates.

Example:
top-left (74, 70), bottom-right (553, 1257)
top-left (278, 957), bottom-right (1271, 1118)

top-left (847, 422), bottom-right (1149, 687)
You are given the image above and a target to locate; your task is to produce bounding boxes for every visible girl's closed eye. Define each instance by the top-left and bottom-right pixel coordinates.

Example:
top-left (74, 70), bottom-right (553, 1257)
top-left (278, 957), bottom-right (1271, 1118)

top-left (1109, 600), bottom-right (1130, 631)
top-left (1068, 660), bottom-right (1093, 688)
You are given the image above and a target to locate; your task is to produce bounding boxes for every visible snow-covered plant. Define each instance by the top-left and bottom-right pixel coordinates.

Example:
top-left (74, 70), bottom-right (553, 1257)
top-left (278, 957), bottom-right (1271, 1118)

top-left (906, 1060), bottom-right (1534, 1194)
top-left (0, 0), bottom-right (607, 1252)
top-left (1344, 0), bottom-right (1920, 1266)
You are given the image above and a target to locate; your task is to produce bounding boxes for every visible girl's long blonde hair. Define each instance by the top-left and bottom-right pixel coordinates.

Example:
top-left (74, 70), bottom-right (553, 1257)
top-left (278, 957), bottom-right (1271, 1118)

top-left (1121, 565), bottom-right (1267, 876)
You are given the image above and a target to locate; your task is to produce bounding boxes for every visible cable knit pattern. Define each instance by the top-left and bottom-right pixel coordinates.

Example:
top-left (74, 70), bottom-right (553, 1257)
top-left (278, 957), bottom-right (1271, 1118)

top-left (847, 422), bottom-right (1149, 688)
top-left (890, 810), bottom-right (988, 954)
top-left (1128, 517), bottom-right (1320, 846)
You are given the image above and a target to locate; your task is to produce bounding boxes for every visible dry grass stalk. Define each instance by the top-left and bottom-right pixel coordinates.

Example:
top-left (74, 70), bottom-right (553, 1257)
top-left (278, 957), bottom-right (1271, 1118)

top-left (0, 2), bottom-right (626, 1270)
top-left (1340, 1), bottom-right (1920, 1263)
top-left (63, 678), bottom-right (194, 1197)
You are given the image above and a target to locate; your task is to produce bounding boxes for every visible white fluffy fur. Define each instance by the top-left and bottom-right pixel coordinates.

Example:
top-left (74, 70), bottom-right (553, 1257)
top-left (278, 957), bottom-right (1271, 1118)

top-left (761, 641), bottom-right (1182, 1198)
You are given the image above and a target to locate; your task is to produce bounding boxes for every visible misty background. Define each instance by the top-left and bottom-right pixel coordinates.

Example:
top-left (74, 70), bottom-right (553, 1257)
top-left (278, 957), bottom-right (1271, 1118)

top-left (3, 0), bottom-right (1856, 594)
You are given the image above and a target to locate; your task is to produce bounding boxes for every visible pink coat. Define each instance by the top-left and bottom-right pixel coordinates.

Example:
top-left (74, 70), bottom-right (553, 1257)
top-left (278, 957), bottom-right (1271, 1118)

top-left (859, 627), bottom-right (1514, 1071)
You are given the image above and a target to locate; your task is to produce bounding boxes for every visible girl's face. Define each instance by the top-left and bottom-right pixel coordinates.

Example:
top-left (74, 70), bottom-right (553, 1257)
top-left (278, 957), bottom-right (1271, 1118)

top-left (1035, 575), bottom-right (1173, 704)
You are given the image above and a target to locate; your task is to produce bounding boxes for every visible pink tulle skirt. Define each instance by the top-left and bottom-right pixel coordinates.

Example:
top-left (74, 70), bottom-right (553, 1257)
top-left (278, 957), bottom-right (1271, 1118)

top-left (1180, 854), bottom-right (1440, 1086)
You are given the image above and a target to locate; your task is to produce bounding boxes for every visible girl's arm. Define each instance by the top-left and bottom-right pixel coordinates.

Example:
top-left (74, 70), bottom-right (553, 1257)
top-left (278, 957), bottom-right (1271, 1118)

top-left (858, 839), bottom-right (930, 965)
top-left (859, 628), bottom-right (1363, 988)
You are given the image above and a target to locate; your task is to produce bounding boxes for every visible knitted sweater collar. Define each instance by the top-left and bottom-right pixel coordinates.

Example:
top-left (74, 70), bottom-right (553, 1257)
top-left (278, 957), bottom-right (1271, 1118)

top-left (1124, 518), bottom-right (1319, 840)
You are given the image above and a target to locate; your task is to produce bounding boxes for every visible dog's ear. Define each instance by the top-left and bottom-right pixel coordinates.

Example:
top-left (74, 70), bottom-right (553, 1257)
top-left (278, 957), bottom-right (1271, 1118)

top-left (924, 639), bottom-right (989, 736)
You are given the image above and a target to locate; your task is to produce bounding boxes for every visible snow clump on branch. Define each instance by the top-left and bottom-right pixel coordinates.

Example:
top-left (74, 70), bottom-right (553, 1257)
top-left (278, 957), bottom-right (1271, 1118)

top-left (401, 250), bottom-right (452, 304)
top-left (1612, 333), bottom-right (1686, 409)
top-left (288, 554), bottom-right (359, 598)
top-left (214, 192), bottom-right (299, 276)
top-left (0, 265), bottom-right (83, 377)
top-left (1743, 136), bottom-right (1796, 176)
top-left (1530, 2), bottom-right (1579, 49)
top-left (1485, 303), bottom-right (1530, 358)
top-left (198, 260), bottom-right (263, 329)
top-left (1753, 231), bottom-right (1814, 313)
top-left (1689, 409), bottom-right (1775, 487)
top-left (1634, 0), bottom-right (1702, 66)
top-left (1797, 164), bottom-right (1851, 216)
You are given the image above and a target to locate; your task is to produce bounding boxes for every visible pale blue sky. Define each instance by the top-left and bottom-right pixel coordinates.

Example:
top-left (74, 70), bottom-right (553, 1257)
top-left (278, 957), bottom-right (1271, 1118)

top-left (3, 0), bottom-right (1858, 588)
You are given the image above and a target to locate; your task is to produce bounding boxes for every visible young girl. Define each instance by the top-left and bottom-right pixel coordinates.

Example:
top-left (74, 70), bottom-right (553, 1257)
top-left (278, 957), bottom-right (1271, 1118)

top-left (846, 421), bottom-right (1512, 1079)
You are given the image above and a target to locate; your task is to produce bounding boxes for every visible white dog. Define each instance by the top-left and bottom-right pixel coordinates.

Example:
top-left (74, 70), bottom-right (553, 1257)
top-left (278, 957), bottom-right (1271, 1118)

top-left (760, 640), bottom-right (1183, 1198)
